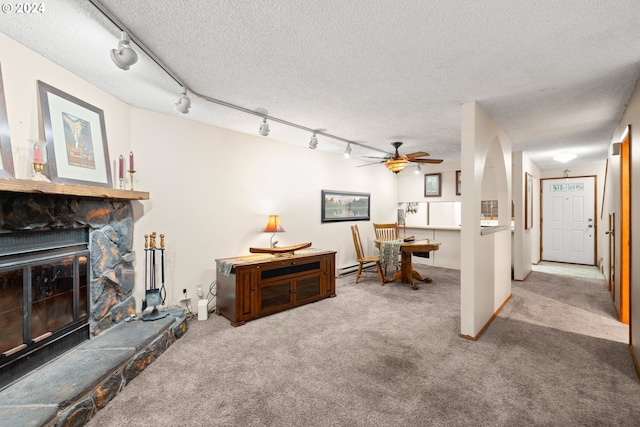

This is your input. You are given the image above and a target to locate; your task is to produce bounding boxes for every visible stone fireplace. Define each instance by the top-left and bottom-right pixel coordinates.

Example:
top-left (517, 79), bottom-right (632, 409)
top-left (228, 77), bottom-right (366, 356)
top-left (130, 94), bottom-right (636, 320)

top-left (0, 193), bottom-right (138, 389)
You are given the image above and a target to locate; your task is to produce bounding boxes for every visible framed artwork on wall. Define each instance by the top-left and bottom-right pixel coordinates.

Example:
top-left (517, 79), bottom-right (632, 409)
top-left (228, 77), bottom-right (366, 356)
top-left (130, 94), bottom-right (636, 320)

top-left (38, 81), bottom-right (113, 187)
top-left (321, 190), bottom-right (370, 222)
top-left (525, 172), bottom-right (533, 229)
top-left (0, 63), bottom-right (15, 179)
top-left (455, 170), bottom-right (461, 195)
top-left (424, 173), bottom-right (441, 197)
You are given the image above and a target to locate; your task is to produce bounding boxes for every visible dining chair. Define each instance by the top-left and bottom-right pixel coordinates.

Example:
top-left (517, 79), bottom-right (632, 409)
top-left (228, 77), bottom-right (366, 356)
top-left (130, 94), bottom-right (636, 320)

top-left (373, 223), bottom-right (399, 275)
top-left (350, 225), bottom-right (385, 285)
top-left (373, 223), bottom-right (398, 241)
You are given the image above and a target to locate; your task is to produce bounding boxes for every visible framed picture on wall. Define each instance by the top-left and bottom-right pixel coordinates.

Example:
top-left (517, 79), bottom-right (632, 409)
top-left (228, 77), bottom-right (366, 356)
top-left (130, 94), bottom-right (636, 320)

top-left (0, 63), bottom-right (15, 180)
top-left (321, 190), bottom-right (370, 222)
top-left (525, 172), bottom-right (533, 229)
top-left (455, 170), bottom-right (461, 195)
top-left (38, 80), bottom-right (113, 187)
top-left (424, 173), bottom-right (441, 197)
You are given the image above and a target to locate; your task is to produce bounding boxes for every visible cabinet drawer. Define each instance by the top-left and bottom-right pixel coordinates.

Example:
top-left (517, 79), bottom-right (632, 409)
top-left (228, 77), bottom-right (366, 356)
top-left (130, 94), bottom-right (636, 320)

top-left (260, 261), bottom-right (320, 281)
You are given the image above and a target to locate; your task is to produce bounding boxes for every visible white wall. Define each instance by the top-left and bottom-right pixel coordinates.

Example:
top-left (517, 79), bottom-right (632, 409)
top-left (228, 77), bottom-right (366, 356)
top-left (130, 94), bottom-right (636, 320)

top-left (512, 151), bottom-right (541, 280)
top-left (0, 33), bottom-right (397, 311)
top-left (460, 101), bottom-right (512, 338)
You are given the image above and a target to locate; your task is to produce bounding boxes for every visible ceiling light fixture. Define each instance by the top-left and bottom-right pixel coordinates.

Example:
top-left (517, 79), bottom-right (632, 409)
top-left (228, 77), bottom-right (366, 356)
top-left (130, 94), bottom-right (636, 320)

top-left (553, 152), bottom-right (577, 163)
top-left (174, 88), bottom-right (191, 114)
top-left (414, 164), bottom-right (422, 174)
top-left (258, 118), bottom-right (270, 136)
top-left (384, 158), bottom-right (409, 173)
top-left (110, 31), bottom-right (138, 70)
top-left (344, 143), bottom-right (352, 158)
top-left (309, 132), bottom-right (318, 149)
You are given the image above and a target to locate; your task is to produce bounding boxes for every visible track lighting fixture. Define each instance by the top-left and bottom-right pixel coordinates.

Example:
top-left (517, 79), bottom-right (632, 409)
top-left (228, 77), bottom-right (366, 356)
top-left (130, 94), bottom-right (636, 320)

top-left (92, 3), bottom-right (392, 159)
top-left (309, 132), bottom-right (318, 149)
top-left (174, 88), bottom-right (191, 114)
top-left (259, 118), bottom-right (270, 136)
top-left (414, 164), bottom-right (422, 174)
top-left (110, 31), bottom-right (138, 70)
top-left (344, 143), bottom-right (352, 158)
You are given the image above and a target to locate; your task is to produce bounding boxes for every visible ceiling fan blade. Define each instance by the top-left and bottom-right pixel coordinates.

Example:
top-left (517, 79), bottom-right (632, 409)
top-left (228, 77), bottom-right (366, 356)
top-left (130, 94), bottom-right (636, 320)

top-left (356, 161), bottom-right (385, 168)
top-left (411, 158), bottom-right (443, 164)
top-left (363, 155), bottom-right (390, 160)
top-left (405, 151), bottom-right (429, 159)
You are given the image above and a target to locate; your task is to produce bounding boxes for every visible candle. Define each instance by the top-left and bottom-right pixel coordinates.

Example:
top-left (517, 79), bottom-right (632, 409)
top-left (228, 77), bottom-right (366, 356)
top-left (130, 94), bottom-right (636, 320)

top-left (129, 151), bottom-right (134, 171)
top-left (33, 143), bottom-right (42, 164)
top-left (119, 155), bottom-right (124, 179)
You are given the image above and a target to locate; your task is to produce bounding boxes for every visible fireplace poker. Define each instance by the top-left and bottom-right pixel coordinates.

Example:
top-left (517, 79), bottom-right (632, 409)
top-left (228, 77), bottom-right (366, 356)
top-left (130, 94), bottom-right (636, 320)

top-left (160, 234), bottom-right (166, 305)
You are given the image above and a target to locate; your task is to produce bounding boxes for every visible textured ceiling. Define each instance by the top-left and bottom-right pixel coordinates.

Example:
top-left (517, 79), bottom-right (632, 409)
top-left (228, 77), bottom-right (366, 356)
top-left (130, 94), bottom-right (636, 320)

top-left (1, 0), bottom-right (640, 169)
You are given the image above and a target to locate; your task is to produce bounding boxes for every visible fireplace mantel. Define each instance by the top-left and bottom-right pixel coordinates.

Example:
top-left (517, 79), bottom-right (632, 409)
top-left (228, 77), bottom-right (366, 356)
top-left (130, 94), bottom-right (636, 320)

top-left (0, 179), bottom-right (149, 200)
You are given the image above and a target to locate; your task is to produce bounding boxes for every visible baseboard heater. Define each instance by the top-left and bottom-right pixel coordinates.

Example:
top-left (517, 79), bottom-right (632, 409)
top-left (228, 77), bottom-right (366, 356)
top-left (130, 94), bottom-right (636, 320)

top-left (337, 262), bottom-right (376, 277)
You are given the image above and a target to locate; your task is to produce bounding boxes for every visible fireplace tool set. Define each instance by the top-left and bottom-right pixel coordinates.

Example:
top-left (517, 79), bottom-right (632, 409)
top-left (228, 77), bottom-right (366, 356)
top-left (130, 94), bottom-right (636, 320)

top-left (141, 232), bottom-right (169, 321)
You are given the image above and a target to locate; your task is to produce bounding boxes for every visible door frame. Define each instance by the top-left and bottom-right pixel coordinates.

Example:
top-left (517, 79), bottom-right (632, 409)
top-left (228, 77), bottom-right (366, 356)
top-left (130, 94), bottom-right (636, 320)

top-left (539, 175), bottom-right (597, 266)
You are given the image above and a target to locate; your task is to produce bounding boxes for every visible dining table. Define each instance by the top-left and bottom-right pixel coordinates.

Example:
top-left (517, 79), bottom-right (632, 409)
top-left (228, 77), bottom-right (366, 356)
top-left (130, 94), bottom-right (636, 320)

top-left (375, 238), bottom-right (441, 289)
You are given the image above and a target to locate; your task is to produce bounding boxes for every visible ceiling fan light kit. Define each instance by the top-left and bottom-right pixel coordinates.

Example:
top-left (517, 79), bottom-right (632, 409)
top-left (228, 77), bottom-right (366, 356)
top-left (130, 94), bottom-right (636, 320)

top-left (363, 142), bottom-right (443, 174)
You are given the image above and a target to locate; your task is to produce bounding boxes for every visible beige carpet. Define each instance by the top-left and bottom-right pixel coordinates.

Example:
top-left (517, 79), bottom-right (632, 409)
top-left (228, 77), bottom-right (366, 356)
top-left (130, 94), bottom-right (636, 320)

top-left (87, 266), bottom-right (639, 426)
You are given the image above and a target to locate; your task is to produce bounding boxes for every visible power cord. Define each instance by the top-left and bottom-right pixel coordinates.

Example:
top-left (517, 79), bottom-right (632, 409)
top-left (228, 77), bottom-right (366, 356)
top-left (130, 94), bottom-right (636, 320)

top-left (207, 280), bottom-right (217, 313)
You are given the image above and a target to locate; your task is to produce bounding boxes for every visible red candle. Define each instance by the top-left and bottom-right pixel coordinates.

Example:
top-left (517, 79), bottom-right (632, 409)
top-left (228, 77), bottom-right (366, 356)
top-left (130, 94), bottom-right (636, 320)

top-left (33, 143), bottom-right (42, 163)
top-left (129, 151), bottom-right (134, 171)
top-left (119, 155), bottom-right (124, 179)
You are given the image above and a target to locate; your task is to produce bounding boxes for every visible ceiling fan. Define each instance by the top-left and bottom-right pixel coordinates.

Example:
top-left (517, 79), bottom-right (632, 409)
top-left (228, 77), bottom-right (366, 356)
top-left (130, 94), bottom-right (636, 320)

top-left (362, 142), bottom-right (443, 173)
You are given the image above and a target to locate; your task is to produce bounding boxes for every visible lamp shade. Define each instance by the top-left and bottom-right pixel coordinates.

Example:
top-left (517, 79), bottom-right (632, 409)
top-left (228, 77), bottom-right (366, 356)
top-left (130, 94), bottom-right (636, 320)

top-left (385, 158), bottom-right (409, 173)
top-left (263, 215), bottom-right (284, 233)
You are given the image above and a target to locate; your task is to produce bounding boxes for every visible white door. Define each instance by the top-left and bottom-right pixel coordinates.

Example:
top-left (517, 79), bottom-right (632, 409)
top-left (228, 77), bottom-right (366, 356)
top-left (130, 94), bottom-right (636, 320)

top-left (542, 177), bottom-right (596, 264)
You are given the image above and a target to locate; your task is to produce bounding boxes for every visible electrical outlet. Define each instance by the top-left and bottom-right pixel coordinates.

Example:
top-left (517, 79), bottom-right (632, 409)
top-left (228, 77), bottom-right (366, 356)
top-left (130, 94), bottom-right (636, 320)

top-left (182, 288), bottom-right (187, 296)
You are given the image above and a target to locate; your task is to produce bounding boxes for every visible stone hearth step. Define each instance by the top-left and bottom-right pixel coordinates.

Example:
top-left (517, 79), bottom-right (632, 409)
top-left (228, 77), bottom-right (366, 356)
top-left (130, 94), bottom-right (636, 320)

top-left (0, 308), bottom-right (188, 427)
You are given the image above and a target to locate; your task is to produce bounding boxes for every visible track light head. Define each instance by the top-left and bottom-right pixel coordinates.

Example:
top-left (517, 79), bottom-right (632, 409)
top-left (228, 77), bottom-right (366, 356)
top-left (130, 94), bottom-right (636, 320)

top-left (111, 31), bottom-right (138, 70)
top-left (344, 143), bottom-right (352, 158)
top-left (414, 164), bottom-right (422, 174)
top-left (259, 118), bottom-right (270, 136)
top-left (309, 132), bottom-right (318, 149)
top-left (174, 88), bottom-right (191, 114)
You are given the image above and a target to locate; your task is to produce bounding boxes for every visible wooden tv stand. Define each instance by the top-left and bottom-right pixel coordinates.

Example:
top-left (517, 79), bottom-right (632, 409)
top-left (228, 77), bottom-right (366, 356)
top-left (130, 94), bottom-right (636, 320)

top-left (215, 249), bottom-right (336, 326)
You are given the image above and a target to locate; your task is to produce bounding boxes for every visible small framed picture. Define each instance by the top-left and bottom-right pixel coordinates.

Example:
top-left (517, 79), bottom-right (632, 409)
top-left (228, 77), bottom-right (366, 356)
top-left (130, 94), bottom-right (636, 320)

top-left (455, 170), bottom-right (461, 195)
top-left (424, 173), bottom-right (441, 197)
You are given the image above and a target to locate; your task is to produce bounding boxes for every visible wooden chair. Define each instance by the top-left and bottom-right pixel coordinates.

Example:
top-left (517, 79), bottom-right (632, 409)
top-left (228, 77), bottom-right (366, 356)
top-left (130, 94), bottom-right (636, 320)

top-left (350, 225), bottom-right (385, 285)
top-left (373, 223), bottom-right (399, 275)
top-left (373, 223), bottom-right (398, 241)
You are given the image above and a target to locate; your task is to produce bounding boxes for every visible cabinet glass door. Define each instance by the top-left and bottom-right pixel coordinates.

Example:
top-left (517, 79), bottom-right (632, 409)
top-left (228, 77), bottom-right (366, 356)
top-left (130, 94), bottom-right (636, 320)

top-left (294, 274), bottom-right (322, 304)
top-left (259, 279), bottom-right (292, 315)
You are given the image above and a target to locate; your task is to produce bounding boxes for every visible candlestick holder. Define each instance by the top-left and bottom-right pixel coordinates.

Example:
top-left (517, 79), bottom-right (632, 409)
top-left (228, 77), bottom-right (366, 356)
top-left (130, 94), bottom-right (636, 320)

top-left (119, 177), bottom-right (124, 189)
top-left (128, 170), bottom-right (136, 190)
top-left (31, 162), bottom-right (49, 181)
top-left (28, 139), bottom-right (50, 182)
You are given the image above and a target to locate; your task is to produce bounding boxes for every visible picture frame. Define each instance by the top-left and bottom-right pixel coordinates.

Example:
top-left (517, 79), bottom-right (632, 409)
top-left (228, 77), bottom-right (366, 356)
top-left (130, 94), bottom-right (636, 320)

top-left (38, 81), bottom-right (113, 187)
top-left (424, 173), bottom-right (441, 197)
top-left (321, 190), bottom-right (370, 223)
top-left (0, 63), bottom-right (15, 180)
top-left (525, 172), bottom-right (533, 229)
top-left (455, 170), bottom-right (461, 195)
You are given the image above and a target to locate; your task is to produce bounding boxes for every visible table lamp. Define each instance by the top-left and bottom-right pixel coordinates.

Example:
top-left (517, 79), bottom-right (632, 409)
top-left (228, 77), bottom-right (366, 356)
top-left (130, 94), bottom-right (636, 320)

top-left (263, 215), bottom-right (284, 247)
